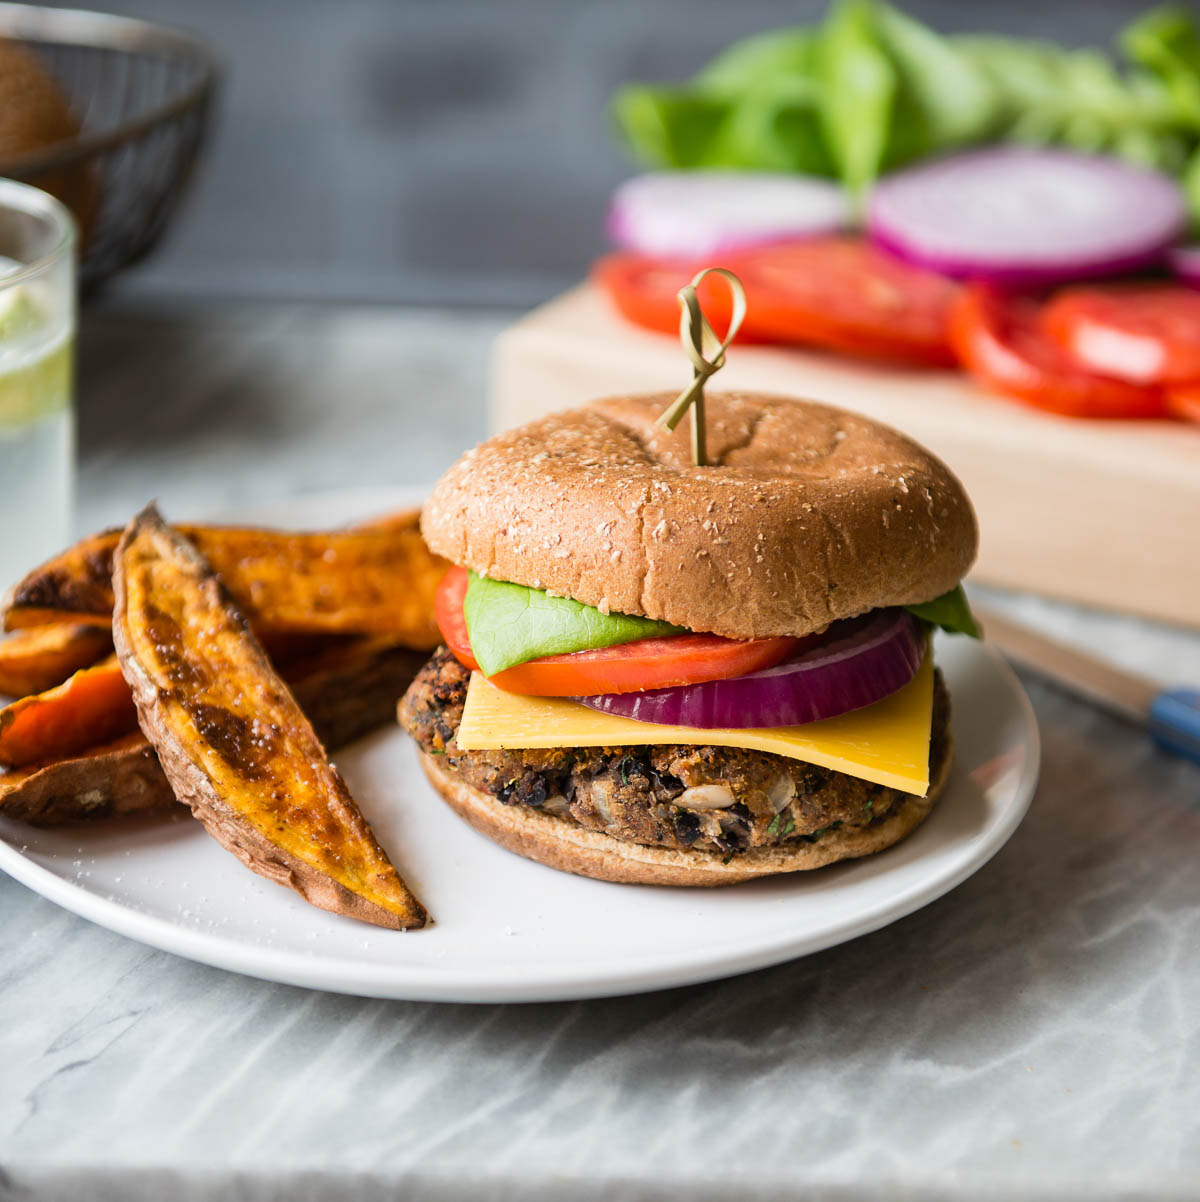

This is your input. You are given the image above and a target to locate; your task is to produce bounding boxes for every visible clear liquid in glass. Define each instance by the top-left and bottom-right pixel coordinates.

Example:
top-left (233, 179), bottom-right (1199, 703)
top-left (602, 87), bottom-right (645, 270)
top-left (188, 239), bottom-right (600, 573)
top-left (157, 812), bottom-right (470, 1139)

top-left (0, 254), bottom-right (74, 587)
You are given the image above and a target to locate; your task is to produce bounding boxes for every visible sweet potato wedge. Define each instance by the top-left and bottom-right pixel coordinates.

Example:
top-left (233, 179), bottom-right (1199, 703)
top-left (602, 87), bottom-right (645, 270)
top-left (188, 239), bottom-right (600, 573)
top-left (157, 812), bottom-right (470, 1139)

top-left (0, 731), bottom-right (173, 825)
top-left (0, 622), bottom-right (113, 697)
top-left (4, 516), bottom-right (447, 647)
top-left (0, 638), bottom-right (427, 827)
top-left (0, 655), bottom-right (138, 768)
top-left (0, 641), bottom-right (338, 773)
top-left (113, 505), bottom-right (427, 930)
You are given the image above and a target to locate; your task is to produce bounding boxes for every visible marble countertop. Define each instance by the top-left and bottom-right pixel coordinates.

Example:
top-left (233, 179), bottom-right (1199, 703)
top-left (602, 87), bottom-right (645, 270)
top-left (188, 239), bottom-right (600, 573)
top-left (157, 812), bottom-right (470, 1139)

top-left (3, 302), bottom-right (1199, 1201)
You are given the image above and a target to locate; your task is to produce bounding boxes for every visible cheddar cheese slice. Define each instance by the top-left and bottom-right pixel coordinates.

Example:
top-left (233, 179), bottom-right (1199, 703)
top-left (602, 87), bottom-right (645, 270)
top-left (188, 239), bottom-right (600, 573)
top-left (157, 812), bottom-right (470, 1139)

top-left (455, 653), bottom-right (934, 795)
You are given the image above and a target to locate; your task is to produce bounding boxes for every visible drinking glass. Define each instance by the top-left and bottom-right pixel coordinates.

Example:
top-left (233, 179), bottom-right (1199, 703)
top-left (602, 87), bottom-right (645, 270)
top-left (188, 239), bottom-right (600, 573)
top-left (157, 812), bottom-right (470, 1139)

top-left (0, 180), bottom-right (75, 587)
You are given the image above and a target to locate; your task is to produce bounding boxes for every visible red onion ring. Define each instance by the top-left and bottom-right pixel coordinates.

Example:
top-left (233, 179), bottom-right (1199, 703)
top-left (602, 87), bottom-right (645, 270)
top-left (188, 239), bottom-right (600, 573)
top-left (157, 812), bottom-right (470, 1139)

top-left (575, 609), bottom-right (926, 729)
top-left (869, 147), bottom-right (1186, 288)
top-left (1169, 245), bottom-right (1200, 291)
top-left (607, 171), bottom-right (849, 258)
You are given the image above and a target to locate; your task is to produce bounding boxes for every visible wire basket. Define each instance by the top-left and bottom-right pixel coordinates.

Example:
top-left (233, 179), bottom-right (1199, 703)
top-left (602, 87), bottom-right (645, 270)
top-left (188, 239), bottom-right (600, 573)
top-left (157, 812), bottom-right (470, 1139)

top-left (0, 2), bottom-right (217, 295)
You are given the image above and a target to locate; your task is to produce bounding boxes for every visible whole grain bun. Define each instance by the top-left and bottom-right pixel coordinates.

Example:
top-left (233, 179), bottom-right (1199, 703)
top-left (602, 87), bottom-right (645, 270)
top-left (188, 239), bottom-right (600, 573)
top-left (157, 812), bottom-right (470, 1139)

top-left (422, 392), bottom-right (977, 639)
top-left (418, 741), bottom-right (952, 886)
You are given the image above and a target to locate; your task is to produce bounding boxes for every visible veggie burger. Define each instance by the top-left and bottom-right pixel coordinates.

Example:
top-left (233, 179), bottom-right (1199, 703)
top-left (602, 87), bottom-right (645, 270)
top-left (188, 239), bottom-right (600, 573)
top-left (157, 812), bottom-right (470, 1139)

top-left (400, 391), bottom-right (979, 885)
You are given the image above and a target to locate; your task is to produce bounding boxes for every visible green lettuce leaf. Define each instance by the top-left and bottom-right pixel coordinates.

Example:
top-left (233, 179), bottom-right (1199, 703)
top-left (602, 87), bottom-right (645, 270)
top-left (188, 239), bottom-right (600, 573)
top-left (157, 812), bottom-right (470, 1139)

top-left (812, 0), bottom-right (1000, 195)
top-left (695, 28), bottom-right (817, 95)
top-left (1122, 5), bottom-right (1200, 128)
top-left (611, 86), bottom-right (731, 169)
top-left (463, 572), bottom-right (683, 677)
top-left (608, 3), bottom-right (1200, 223)
top-left (905, 585), bottom-right (982, 639)
top-left (874, 3), bottom-right (999, 151)
top-left (955, 33), bottom-right (1189, 168)
top-left (814, 0), bottom-right (898, 195)
top-left (704, 76), bottom-right (836, 174)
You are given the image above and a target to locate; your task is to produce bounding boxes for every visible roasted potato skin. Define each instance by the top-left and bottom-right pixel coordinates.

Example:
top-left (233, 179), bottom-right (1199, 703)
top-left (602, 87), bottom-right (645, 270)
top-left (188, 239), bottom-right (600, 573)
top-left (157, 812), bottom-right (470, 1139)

top-left (0, 732), bottom-right (173, 826)
top-left (112, 506), bottom-right (427, 930)
top-left (0, 639), bottom-right (427, 828)
top-left (1, 527), bottom-right (121, 627)
top-left (0, 655), bottom-right (138, 768)
top-left (5, 514), bottom-right (448, 648)
top-left (0, 622), bottom-right (113, 697)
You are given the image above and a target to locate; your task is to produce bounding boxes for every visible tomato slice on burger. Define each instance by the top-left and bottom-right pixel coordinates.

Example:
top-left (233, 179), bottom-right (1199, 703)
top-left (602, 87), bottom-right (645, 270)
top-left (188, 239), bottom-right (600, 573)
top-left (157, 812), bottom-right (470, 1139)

top-left (434, 566), bottom-right (799, 697)
top-left (594, 238), bottom-right (958, 366)
top-left (949, 284), bottom-right (1169, 420)
top-left (726, 237), bottom-right (960, 366)
top-left (1042, 285), bottom-right (1200, 385)
top-left (434, 566), bottom-right (481, 670)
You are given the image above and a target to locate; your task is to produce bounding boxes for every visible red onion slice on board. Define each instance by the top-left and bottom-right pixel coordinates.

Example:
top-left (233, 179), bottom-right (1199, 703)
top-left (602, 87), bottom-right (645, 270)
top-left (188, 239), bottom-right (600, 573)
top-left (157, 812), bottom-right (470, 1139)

top-left (868, 148), bottom-right (1186, 288)
top-left (576, 609), bottom-right (926, 730)
top-left (607, 171), bottom-right (850, 258)
top-left (1168, 245), bottom-right (1200, 290)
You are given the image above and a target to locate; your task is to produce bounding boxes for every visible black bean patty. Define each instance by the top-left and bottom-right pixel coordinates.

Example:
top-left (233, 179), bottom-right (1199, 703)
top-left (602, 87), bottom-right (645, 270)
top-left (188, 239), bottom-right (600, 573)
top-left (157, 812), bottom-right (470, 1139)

top-left (400, 648), bottom-right (950, 857)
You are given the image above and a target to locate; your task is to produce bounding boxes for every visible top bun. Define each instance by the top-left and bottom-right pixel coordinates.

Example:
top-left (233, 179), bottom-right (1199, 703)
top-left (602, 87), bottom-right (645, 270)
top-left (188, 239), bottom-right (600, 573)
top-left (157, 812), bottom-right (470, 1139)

top-left (422, 392), bottom-right (978, 640)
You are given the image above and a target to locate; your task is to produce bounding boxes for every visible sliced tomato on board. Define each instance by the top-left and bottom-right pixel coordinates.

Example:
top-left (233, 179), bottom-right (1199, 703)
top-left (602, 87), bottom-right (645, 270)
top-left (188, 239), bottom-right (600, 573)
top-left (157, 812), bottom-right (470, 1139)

top-left (726, 237), bottom-right (960, 366)
top-left (592, 253), bottom-right (753, 342)
top-left (433, 566), bottom-right (799, 697)
top-left (1042, 285), bottom-right (1200, 385)
top-left (594, 237), bottom-right (959, 366)
top-left (949, 285), bottom-right (1169, 420)
top-left (1166, 385), bottom-right (1200, 423)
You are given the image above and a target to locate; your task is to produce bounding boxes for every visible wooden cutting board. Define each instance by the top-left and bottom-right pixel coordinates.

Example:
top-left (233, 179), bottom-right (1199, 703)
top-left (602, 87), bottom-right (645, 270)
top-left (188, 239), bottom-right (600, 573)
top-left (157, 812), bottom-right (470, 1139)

top-left (490, 284), bottom-right (1200, 631)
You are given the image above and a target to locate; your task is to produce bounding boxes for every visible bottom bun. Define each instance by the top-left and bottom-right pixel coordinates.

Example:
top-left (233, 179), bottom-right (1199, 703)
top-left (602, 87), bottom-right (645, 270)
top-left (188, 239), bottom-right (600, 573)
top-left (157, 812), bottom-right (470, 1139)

top-left (418, 739), bottom-right (953, 887)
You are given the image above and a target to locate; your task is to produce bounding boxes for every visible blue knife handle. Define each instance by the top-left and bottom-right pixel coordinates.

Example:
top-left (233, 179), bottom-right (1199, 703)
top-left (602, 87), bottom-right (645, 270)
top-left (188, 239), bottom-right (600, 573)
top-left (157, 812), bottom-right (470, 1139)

top-left (1149, 689), bottom-right (1200, 766)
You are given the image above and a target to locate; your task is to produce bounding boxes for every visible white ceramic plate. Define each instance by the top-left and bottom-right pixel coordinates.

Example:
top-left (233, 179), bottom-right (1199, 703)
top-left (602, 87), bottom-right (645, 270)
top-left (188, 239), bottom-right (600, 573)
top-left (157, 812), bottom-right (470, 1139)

top-left (0, 488), bottom-right (1039, 1003)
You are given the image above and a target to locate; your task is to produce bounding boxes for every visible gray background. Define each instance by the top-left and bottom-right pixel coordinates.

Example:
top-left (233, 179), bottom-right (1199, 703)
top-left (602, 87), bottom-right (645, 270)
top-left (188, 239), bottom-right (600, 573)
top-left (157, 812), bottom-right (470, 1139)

top-left (40, 0), bottom-right (1174, 307)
